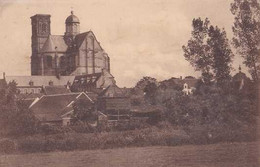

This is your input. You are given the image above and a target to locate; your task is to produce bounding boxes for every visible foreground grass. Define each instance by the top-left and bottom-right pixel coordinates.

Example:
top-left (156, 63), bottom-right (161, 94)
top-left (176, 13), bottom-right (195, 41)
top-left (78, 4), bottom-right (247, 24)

top-left (0, 121), bottom-right (257, 154)
top-left (0, 141), bottom-right (259, 167)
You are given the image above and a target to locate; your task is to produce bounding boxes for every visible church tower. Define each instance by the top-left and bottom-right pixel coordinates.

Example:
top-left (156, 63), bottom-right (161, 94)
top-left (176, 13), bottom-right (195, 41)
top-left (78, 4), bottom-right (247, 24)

top-left (64, 11), bottom-right (80, 46)
top-left (31, 14), bottom-right (51, 75)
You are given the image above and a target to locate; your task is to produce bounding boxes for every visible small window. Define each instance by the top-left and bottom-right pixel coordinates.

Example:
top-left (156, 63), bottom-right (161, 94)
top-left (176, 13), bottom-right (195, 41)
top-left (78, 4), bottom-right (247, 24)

top-left (29, 80), bottom-right (34, 86)
top-left (31, 89), bottom-right (34, 94)
top-left (46, 56), bottom-right (52, 68)
top-left (49, 80), bottom-right (54, 86)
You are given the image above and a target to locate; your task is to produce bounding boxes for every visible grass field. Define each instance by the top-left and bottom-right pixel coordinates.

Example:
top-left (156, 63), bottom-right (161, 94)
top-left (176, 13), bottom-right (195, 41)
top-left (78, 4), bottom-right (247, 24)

top-left (0, 141), bottom-right (259, 167)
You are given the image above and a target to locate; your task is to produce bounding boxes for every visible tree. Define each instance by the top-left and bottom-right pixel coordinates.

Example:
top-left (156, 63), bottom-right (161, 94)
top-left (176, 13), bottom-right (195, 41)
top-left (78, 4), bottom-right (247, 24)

top-left (208, 26), bottom-right (234, 85)
top-left (0, 81), bottom-right (39, 136)
top-left (183, 18), bottom-right (234, 86)
top-left (231, 0), bottom-right (260, 82)
top-left (182, 18), bottom-right (213, 83)
top-left (72, 99), bottom-right (96, 123)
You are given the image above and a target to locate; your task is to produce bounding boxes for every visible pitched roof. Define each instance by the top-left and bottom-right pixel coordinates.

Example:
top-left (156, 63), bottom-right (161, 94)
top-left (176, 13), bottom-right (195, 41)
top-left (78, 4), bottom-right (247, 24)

top-left (5, 76), bottom-right (75, 87)
top-left (43, 85), bottom-right (71, 95)
top-left (30, 92), bottom-right (93, 122)
top-left (75, 32), bottom-right (89, 48)
top-left (99, 84), bottom-right (125, 98)
top-left (182, 78), bottom-right (199, 88)
top-left (41, 35), bottom-right (68, 53)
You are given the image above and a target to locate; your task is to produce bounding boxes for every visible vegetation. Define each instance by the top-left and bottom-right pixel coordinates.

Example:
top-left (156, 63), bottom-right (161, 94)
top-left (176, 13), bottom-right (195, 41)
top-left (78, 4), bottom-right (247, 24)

top-left (182, 18), bottom-right (234, 85)
top-left (231, 0), bottom-right (260, 82)
top-left (0, 81), bottom-right (39, 137)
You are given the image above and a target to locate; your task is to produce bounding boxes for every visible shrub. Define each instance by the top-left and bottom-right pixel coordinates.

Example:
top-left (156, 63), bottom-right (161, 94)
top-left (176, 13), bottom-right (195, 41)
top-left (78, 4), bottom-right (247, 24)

top-left (0, 139), bottom-right (17, 154)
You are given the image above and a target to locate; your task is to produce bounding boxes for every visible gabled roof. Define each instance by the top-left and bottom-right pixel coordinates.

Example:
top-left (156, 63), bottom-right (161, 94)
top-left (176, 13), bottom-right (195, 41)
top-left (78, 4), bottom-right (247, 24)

top-left (5, 76), bottom-right (75, 87)
top-left (30, 92), bottom-right (93, 122)
top-left (43, 85), bottom-right (71, 95)
top-left (75, 32), bottom-right (90, 48)
top-left (99, 84), bottom-right (125, 98)
top-left (41, 35), bottom-right (68, 53)
top-left (182, 78), bottom-right (199, 88)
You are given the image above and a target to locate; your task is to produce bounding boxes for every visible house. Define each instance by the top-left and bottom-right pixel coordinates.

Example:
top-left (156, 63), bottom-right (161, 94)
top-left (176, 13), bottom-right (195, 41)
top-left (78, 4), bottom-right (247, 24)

top-left (29, 92), bottom-right (94, 126)
top-left (2, 75), bottom-right (74, 95)
top-left (159, 76), bottom-right (199, 95)
top-left (70, 69), bottom-right (116, 93)
top-left (182, 76), bottom-right (199, 95)
top-left (97, 84), bottom-right (131, 125)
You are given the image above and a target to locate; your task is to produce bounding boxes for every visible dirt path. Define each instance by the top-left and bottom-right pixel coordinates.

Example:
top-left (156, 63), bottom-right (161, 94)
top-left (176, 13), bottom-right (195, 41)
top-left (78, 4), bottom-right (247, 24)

top-left (0, 141), bottom-right (259, 167)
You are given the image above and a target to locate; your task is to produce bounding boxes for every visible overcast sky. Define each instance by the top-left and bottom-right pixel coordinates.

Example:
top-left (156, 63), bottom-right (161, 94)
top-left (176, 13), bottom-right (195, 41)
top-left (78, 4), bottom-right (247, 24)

top-left (0, 0), bottom-right (244, 87)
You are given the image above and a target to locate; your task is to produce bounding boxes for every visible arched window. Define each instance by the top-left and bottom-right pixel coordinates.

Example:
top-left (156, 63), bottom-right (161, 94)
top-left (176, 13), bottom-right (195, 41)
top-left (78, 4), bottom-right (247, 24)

top-left (42, 23), bottom-right (47, 33)
top-left (46, 56), bottom-right (52, 68)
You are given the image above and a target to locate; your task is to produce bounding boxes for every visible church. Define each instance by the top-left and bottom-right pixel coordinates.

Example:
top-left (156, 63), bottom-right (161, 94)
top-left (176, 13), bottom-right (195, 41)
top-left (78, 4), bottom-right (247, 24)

top-left (31, 11), bottom-right (110, 76)
top-left (0, 11), bottom-right (115, 96)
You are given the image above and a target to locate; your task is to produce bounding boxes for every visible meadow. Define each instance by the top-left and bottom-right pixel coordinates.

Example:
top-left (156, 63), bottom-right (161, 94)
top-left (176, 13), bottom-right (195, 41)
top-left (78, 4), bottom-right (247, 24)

top-left (0, 141), bottom-right (259, 167)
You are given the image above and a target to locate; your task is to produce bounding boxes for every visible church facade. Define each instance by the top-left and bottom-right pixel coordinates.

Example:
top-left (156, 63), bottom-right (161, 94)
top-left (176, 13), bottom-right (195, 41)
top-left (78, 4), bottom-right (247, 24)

top-left (31, 11), bottom-right (110, 76)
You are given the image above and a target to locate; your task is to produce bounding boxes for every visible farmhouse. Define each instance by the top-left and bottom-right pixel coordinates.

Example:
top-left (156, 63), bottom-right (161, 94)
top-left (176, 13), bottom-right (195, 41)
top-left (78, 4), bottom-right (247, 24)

top-left (29, 92), bottom-right (94, 126)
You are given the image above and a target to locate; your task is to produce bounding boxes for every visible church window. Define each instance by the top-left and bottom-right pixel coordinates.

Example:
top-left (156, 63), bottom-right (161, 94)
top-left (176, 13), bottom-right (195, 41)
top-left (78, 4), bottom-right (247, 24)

top-left (46, 56), bottom-right (52, 68)
top-left (42, 23), bottom-right (47, 33)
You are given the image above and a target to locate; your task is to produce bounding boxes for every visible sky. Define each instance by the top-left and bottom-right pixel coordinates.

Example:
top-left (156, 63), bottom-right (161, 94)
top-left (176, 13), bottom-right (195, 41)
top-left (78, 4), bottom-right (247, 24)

top-left (0, 0), bottom-right (245, 87)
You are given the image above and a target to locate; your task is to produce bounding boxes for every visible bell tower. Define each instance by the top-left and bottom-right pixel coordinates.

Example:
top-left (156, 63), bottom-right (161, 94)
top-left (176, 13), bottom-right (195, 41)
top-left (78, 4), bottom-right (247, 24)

top-left (30, 14), bottom-right (51, 75)
top-left (64, 11), bottom-right (80, 46)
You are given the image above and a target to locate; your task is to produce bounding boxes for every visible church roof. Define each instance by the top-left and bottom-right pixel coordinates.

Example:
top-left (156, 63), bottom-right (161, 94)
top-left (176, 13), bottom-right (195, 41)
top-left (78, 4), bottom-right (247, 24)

top-left (41, 35), bottom-right (68, 53)
top-left (65, 11), bottom-right (80, 24)
top-left (75, 32), bottom-right (89, 48)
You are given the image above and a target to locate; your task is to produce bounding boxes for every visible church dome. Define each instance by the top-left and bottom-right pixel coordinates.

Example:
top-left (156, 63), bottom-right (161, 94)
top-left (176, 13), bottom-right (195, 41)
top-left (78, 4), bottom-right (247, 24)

top-left (65, 11), bottom-right (80, 24)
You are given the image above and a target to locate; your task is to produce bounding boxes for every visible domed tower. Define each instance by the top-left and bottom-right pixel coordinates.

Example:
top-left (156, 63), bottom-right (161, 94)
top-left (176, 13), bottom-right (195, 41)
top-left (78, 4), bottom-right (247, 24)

top-left (64, 11), bottom-right (80, 45)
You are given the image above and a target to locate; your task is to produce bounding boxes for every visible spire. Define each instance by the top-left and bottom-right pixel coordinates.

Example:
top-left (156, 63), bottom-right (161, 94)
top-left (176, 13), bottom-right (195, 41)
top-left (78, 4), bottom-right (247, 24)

top-left (239, 65), bottom-right (241, 73)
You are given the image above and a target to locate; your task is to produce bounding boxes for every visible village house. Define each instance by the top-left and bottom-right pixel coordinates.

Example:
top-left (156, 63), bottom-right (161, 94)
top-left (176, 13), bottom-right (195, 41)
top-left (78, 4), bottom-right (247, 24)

top-left (29, 92), bottom-right (94, 126)
top-left (97, 84), bottom-right (131, 126)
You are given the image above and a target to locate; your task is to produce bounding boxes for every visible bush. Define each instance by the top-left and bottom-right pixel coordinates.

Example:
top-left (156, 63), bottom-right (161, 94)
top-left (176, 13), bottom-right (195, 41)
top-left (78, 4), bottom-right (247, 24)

top-left (16, 126), bottom-right (190, 153)
top-left (0, 139), bottom-right (17, 154)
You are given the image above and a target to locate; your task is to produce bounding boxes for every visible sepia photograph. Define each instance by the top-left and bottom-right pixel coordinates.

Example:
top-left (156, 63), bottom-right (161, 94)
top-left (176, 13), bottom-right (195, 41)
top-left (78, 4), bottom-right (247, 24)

top-left (0, 0), bottom-right (259, 166)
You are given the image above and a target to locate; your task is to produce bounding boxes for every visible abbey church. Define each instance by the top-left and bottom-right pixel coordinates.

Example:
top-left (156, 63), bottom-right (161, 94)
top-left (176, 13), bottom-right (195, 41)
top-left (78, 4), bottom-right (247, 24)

top-left (31, 11), bottom-right (110, 76)
top-left (0, 11), bottom-right (115, 96)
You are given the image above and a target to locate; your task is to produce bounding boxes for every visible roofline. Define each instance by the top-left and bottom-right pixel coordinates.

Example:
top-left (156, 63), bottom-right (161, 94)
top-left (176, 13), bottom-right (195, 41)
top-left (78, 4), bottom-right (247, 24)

top-left (61, 110), bottom-right (74, 117)
top-left (31, 14), bottom-right (51, 19)
top-left (76, 92), bottom-right (94, 103)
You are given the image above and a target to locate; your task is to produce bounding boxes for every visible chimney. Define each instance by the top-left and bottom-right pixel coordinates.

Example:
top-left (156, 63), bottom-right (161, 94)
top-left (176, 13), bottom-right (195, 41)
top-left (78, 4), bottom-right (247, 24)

top-left (180, 76), bottom-right (182, 80)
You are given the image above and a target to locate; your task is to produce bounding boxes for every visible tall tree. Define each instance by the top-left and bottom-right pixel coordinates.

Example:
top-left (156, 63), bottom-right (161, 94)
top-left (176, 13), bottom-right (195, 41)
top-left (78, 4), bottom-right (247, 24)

top-left (231, 0), bottom-right (260, 82)
top-left (208, 26), bottom-right (234, 85)
top-left (182, 18), bottom-right (213, 83)
top-left (183, 18), bottom-right (234, 85)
